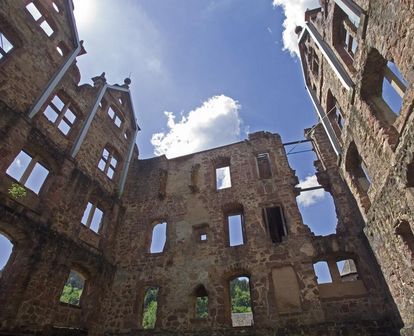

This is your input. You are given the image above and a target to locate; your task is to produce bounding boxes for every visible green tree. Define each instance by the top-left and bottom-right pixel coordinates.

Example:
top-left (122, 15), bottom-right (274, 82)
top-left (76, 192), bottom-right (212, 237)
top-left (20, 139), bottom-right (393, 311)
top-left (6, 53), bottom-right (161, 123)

top-left (143, 300), bottom-right (157, 329)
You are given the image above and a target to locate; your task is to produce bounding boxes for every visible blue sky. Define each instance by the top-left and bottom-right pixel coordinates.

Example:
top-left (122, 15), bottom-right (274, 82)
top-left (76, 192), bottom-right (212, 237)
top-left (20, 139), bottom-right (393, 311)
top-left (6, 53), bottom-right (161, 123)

top-left (1, 1), bottom-right (338, 282)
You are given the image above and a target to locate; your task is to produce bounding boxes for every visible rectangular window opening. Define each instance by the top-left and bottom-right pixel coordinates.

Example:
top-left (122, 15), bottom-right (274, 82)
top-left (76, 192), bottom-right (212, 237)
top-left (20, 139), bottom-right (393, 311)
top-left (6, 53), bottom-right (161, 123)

top-left (263, 207), bottom-right (286, 243)
top-left (0, 32), bottom-right (14, 59)
top-left (98, 147), bottom-right (118, 180)
top-left (150, 222), bottom-right (167, 253)
top-left (228, 214), bottom-right (244, 247)
top-left (216, 166), bottom-right (231, 190)
top-left (382, 62), bottom-right (407, 115)
top-left (230, 276), bottom-right (253, 327)
top-left (6, 150), bottom-right (49, 195)
top-left (142, 287), bottom-right (159, 329)
top-left (43, 95), bottom-right (77, 136)
top-left (59, 270), bottom-right (85, 306)
top-left (257, 153), bottom-right (272, 179)
top-left (81, 201), bottom-right (104, 234)
top-left (337, 259), bottom-right (359, 282)
top-left (107, 106), bottom-right (123, 128)
top-left (313, 261), bottom-right (332, 284)
top-left (26, 3), bottom-right (54, 37)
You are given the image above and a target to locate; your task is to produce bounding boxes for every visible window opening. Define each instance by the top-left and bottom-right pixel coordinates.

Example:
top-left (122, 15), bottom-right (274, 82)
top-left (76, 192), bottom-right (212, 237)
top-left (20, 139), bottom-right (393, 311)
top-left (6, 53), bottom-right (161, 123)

top-left (262, 207), bottom-right (287, 243)
top-left (230, 276), bottom-right (253, 327)
top-left (395, 221), bottom-right (414, 260)
top-left (98, 147), bottom-right (118, 179)
top-left (56, 46), bottom-right (63, 56)
top-left (285, 141), bottom-right (337, 236)
top-left (382, 61), bottom-right (407, 115)
top-left (407, 161), bottom-right (414, 187)
top-left (200, 234), bottom-right (207, 241)
top-left (150, 222), bottom-right (167, 253)
top-left (52, 2), bottom-right (60, 12)
top-left (195, 285), bottom-right (208, 318)
top-left (107, 106), bottom-right (123, 128)
top-left (337, 259), bottom-right (359, 281)
top-left (228, 214), bottom-right (244, 247)
top-left (346, 142), bottom-right (371, 193)
top-left (142, 287), bottom-right (159, 329)
top-left (26, 2), bottom-right (54, 37)
top-left (0, 32), bottom-right (13, 59)
top-left (257, 153), bottom-right (272, 179)
top-left (313, 261), bottom-right (332, 284)
top-left (0, 233), bottom-right (13, 276)
top-left (216, 166), bottom-right (231, 190)
top-left (43, 95), bottom-right (77, 135)
top-left (6, 150), bottom-right (49, 194)
top-left (59, 270), bottom-right (85, 306)
top-left (81, 202), bottom-right (104, 233)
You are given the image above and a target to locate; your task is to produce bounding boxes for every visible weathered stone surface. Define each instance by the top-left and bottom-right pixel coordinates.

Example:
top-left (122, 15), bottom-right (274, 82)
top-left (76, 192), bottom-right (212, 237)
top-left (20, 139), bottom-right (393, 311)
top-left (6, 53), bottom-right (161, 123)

top-left (0, 0), bottom-right (410, 335)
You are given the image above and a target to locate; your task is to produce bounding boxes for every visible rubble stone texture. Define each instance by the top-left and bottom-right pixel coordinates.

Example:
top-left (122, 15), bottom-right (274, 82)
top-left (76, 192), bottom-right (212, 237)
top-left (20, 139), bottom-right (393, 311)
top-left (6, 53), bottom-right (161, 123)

top-left (0, 0), bottom-right (411, 335)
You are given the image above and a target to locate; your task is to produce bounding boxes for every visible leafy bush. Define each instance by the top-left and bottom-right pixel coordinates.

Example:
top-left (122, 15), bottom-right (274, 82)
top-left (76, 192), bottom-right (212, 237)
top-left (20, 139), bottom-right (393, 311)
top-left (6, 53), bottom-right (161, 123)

top-left (8, 183), bottom-right (26, 199)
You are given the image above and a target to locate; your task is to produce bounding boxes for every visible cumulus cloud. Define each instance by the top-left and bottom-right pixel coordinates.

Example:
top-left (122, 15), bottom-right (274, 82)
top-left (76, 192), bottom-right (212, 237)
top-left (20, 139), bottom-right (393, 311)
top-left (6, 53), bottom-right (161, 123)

top-left (296, 175), bottom-right (325, 207)
top-left (273, 0), bottom-right (319, 56)
top-left (151, 95), bottom-right (242, 158)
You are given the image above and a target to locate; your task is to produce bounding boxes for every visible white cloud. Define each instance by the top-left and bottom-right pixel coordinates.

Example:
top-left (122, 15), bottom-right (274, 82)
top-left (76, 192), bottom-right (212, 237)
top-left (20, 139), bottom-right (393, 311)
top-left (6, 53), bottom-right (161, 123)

top-left (273, 0), bottom-right (319, 56)
top-left (296, 175), bottom-right (325, 207)
top-left (151, 95), bottom-right (242, 158)
top-left (216, 166), bottom-right (231, 189)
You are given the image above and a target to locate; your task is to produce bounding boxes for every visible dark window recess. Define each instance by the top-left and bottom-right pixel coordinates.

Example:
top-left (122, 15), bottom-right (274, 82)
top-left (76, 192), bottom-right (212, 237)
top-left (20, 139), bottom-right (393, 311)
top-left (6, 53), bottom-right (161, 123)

top-left (263, 207), bottom-right (287, 243)
top-left (257, 153), bottom-right (272, 179)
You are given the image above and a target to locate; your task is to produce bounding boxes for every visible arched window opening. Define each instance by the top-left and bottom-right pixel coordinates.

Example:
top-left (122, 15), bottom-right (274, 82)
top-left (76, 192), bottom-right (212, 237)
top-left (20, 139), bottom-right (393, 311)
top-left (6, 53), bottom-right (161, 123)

top-left (142, 287), bottom-right (159, 329)
top-left (59, 270), bottom-right (85, 306)
top-left (194, 285), bottom-right (208, 319)
top-left (0, 233), bottom-right (13, 277)
top-left (230, 276), bottom-right (253, 327)
top-left (150, 222), bottom-right (167, 253)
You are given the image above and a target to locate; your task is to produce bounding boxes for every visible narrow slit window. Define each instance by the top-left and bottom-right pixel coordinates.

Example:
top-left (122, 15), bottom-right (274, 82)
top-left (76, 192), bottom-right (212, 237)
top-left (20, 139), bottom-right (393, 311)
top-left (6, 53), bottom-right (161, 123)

top-left (313, 261), bottom-right (332, 284)
top-left (382, 61), bottom-right (407, 115)
top-left (26, 2), bottom-right (54, 37)
top-left (98, 147), bottom-right (118, 180)
top-left (337, 259), bottom-right (359, 282)
top-left (228, 214), bottom-right (244, 247)
top-left (59, 270), bottom-right (85, 306)
top-left (81, 201), bottom-right (104, 233)
top-left (263, 207), bottom-right (287, 243)
top-left (0, 32), bottom-right (14, 59)
top-left (142, 287), bottom-right (159, 329)
top-left (150, 222), bottom-right (167, 253)
top-left (230, 276), bottom-right (253, 327)
top-left (195, 285), bottom-right (208, 318)
top-left (107, 106), bottom-right (123, 128)
top-left (43, 95), bottom-right (77, 136)
top-left (216, 166), bottom-right (231, 190)
top-left (257, 153), bottom-right (272, 179)
top-left (6, 150), bottom-right (49, 194)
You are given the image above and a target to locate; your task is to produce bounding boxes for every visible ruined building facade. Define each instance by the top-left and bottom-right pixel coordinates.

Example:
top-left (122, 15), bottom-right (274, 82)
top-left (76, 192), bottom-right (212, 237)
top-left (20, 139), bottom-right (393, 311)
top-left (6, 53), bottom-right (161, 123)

top-left (0, 0), bottom-right (411, 335)
top-left (297, 0), bottom-right (414, 334)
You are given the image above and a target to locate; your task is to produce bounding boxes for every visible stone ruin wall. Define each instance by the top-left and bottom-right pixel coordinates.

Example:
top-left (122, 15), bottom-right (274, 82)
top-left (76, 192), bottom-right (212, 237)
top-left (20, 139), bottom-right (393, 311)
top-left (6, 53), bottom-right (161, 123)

top-left (300, 0), bottom-right (414, 330)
